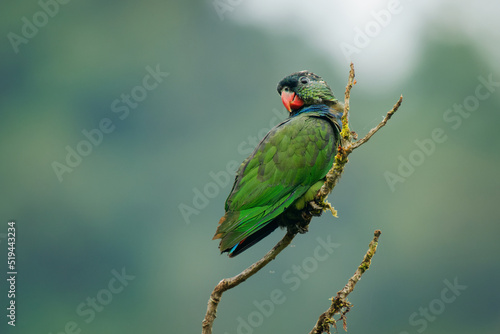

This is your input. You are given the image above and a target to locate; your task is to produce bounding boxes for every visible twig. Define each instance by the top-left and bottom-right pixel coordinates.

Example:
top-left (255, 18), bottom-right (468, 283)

top-left (202, 231), bottom-right (296, 334)
top-left (316, 63), bottom-right (355, 203)
top-left (341, 63), bottom-right (355, 141)
top-left (315, 64), bottom-right (402, 209)
top-left (349, 95), bottom-right (403, 151)
top-left (309, 230), bottom-right (382, 334)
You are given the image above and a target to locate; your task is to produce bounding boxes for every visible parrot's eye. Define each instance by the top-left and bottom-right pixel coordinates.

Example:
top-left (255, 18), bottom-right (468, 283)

top-left (299, 76), bottom-right (309, 84)
top-left (283, 86), bottom-right (290, 92)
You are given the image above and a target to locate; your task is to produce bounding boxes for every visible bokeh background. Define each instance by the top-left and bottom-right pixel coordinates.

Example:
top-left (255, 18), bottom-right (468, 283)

top-left (1, 0), bottom-right (499, 333)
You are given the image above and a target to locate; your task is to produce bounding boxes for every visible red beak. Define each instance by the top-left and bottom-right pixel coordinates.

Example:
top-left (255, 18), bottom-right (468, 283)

top-left (281, 91), bottom-right (304, 112)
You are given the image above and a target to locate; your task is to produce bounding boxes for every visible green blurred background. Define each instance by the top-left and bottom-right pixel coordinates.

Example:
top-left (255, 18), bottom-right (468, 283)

top-left (1, 0), bottom-right (499, 333)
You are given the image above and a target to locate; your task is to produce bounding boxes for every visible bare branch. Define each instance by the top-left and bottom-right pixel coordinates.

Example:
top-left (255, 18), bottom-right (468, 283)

top-left (309, 230), bottom-right (382, 334)
top-left (202, 231), bottom-right (296, 334)
top-left (316, 63), bottom-right (355, 204)
top-left (315, 76), bottom-right (402, 210)
top-left (338, 63), bottom-right (355, 144)
top-left (349, 95), bottom-right (403, 151)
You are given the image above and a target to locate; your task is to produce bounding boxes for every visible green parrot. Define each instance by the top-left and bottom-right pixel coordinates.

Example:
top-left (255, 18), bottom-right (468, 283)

top-left (213, 71), bottom-right (344, 257)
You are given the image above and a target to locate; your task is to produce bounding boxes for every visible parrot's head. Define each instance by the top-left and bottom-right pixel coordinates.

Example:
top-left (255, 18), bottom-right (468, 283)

top-left (277, 71), bottom-right (343, 115)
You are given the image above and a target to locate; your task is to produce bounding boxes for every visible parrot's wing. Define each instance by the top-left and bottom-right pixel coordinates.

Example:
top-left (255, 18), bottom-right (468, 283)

top-left (214, 113), bottom-right (339, 255)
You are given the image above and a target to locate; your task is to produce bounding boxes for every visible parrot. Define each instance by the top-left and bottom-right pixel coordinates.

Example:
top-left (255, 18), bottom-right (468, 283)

top-left (213, 71), bottom-right (344, 257)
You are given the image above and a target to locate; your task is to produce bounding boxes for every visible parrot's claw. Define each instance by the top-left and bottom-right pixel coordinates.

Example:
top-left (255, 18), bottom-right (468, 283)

top-left (308, 199), bottom-right (338, 218)
top-left (309, 201), bottom-right (323, 212)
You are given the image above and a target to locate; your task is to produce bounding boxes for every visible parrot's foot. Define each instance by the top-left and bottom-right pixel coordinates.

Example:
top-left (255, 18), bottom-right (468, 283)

top-left (287, 219), bottom-right (309, 235)
top-left (281, 210), bottom-right (312, 235)
top-left (308, 201), bottom-right (324, 217)
top-left (308, 199), bottom-right (338, 218)
top-left (295, 222), bottom-right (309, 234)
top-left (280, 198), bottom-right (338, 235)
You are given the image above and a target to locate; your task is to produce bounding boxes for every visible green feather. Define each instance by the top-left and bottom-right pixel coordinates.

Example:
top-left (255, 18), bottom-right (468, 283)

top-left (215, 110), bottom-right (339, 252)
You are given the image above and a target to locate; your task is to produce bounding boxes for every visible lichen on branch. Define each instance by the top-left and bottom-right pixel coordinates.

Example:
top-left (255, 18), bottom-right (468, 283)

top-left (309, 230), bottom-right (382, 334)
